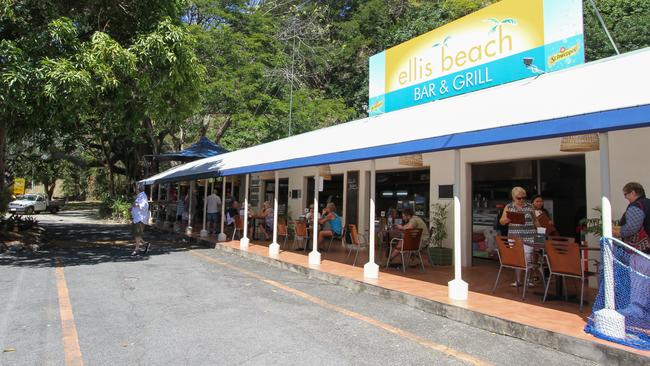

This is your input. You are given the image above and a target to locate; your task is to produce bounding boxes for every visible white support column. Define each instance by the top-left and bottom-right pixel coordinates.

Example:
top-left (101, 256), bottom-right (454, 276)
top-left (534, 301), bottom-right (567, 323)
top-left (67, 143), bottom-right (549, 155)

top-left (185, 181), bottom-right (194, 235)
top-left (231, 177), bottom-right (236, 203)
top-left (240, 174), bottom-right (250, 249)
top-left (164, 183), bottom-right (172, 230)
top-left (148, 184), bottom-right (154, 225)
top-left (309, 169), bottom-right (321, 265)
top-left (342, 171), bottom-right (348, 227)
top-left (218, 177), bottom-right (227, 242)
top-left (448, 149), bottom-right (468, 300)
top-left (269, 171), bottom-right (280, 256)
top-left (593, 132), bottom-right (625, 338)
top-left (200, 179), bottom-right (208, 238)
top-left (364, 160), bottom-right (379, 279)
top-left (600, 132), bottom-right (613, 240)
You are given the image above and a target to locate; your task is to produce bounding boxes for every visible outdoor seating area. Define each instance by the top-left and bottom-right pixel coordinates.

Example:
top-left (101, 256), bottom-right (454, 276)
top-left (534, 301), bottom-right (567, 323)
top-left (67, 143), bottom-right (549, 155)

top-left (174, 220), bottom-right (600, 310)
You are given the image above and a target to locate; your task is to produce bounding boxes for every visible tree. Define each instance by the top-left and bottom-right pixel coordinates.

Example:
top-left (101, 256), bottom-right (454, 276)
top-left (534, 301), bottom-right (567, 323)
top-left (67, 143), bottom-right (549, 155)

top-left (583, 0), bottom-right (650, 61)
top-left (1, 1), bottom-right (204, 195)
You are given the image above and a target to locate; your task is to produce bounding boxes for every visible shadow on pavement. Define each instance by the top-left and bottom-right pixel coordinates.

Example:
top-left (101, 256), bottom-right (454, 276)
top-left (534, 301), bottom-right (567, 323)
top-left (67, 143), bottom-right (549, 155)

top-left (0, 223), bottom-right (204, 268)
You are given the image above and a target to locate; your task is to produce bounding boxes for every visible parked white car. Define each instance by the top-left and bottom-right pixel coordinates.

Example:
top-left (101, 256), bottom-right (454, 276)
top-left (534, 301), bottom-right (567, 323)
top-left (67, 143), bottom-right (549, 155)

top-left (8, 194), bottom-right (60, 214)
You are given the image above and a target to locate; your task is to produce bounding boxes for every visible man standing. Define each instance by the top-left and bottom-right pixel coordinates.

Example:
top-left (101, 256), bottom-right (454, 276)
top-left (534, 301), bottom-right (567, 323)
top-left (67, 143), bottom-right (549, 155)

top-left (206, 188), bottom-right (222, 235)
top-left (131, 183), bottom-right (150, 256)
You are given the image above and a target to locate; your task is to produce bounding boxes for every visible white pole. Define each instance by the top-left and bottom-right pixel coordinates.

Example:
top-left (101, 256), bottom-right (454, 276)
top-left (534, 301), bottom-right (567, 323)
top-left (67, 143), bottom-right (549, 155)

top-left (148, 184), bottom-right (154, 225)
top-left (185, 181), bottom-right (194, 235)
top-left (600, 132), bottom-right (613, 240)
top-left (309, 169), bottom-right (321, 265)
top-left (200, 179), bottom-right (208, 237)
top-left (364, 160), bottom-right (379, 278)
top-left (165, 183), bottom-right (172, 230)
top-left (218, 177), bottom-right (227, 242)
top-left (593, 132), bottom-right (625, 338)
top-left (448, 149), bottom-right (468, 300)
top-left (240, 174), bottom-right (250, 249)
top-left (269, 171), bottom-right (280, 256)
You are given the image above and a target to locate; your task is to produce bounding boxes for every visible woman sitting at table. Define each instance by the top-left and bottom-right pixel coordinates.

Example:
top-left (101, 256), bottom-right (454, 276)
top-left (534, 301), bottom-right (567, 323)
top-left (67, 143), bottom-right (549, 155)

top-left (317, 202), bottom-right (342, 247)
top-left (530, 194), bottom-right (559, 236)
top-left (258, 201), bottom-right (274, 241)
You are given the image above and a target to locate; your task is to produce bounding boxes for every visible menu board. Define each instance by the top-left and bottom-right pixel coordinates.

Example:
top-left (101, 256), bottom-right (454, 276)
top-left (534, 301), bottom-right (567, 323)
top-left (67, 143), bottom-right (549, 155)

top-left (346, 171), bottom-right (359, 226)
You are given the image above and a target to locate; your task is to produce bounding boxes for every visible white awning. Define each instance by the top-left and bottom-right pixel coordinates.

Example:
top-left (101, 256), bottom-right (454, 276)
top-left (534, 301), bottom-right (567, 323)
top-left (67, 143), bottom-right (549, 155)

top-left (143, 47), bottom-right (650, 184)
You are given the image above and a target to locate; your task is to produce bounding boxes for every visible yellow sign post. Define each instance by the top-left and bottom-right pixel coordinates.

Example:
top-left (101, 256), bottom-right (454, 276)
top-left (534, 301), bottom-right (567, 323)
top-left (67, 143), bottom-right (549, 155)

top-left (12, 178), bottom-right (26, 196)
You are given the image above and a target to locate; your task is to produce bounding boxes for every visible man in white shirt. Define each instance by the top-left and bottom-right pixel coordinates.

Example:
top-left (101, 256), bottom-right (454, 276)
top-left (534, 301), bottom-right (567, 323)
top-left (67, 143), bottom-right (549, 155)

top-left (206, 189), bottom-right (222, 234)
top-left (131, 183), bottom-right (150, 256)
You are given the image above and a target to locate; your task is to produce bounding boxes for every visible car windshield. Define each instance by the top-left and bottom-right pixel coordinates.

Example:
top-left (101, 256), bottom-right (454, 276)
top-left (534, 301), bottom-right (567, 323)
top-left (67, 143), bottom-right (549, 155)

top-left (20, 195), bottom-right (37, 201)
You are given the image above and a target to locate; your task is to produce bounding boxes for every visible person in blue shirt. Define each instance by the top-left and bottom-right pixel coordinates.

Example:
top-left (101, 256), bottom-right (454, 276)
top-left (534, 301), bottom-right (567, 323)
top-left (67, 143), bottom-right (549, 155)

top-left (318, 202), bottom-right (342, 248)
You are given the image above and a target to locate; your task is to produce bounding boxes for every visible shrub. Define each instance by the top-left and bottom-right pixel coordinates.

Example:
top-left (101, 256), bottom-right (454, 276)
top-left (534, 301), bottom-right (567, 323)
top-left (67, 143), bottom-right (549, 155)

top-left (99, 195), bottom-right (132, 222)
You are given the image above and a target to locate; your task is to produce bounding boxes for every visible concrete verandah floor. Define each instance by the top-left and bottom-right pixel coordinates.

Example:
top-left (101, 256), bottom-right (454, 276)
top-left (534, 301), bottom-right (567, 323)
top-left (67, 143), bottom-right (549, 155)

top-left (176, 225), bottom-right (649, 358)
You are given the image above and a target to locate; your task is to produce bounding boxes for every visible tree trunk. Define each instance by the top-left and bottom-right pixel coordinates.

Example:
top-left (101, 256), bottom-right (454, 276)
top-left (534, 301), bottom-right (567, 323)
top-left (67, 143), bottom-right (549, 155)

top-left (0, 121), bottom-right (6, 192)
top-left (44, 177), bottom-right (56, 200)
top-left (214, 116), bottom-right (232, 143)
top-left (101, 139), bottom-right (115, 196)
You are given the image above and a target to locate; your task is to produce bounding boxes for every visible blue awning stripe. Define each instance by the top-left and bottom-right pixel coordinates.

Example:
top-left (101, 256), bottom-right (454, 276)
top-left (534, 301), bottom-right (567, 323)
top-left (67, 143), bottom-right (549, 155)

top-left (218, 104), bottom-right (650, 176)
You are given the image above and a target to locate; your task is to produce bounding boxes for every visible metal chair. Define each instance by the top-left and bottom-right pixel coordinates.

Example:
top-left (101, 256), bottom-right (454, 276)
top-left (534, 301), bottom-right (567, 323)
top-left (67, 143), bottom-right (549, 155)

top-left (543, 238), bottom-right (597, 311)
top-left (231, 215), bottom-right (244, 240)
top-left (326, 227), bottom-right (345, 252)
top-left (387, 228), bottom-right (424, 272)
top-left (345, 224), bottom-right (368, 266)
top-left (492, 236), bottom-right (535, 300)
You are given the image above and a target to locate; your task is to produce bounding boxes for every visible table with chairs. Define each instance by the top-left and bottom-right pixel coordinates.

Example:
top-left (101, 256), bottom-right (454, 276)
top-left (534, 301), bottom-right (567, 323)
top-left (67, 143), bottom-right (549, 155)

top-left (492, 234), bottom-right (600, 310)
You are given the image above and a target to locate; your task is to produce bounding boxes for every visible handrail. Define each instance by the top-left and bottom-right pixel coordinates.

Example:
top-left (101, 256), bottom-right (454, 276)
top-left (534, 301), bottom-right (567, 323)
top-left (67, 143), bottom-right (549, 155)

top-left (601, 236), bottom-right (650, 260)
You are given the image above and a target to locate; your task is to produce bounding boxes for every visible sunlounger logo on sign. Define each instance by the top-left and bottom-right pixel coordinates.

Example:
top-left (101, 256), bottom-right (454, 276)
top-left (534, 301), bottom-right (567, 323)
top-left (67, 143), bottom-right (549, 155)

top-left (368, 0), bottom-right (585, 116)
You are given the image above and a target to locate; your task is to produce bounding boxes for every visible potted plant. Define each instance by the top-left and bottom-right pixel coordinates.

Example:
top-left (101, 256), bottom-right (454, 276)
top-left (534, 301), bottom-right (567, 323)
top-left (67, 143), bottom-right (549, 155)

top-left (427, 202), bottom-right (452, 266)
top-left (578, 206), bottom-right (619, 241)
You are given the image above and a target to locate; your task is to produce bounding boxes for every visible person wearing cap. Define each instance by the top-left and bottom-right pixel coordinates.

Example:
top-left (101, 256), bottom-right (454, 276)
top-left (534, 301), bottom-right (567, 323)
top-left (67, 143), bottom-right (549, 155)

top-left (131, 183), bottom-right (150, 256)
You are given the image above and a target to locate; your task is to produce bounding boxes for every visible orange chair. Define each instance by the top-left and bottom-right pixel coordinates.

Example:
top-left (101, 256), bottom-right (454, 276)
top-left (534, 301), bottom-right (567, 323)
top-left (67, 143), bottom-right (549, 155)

top-left (543, 238), bottom-right (597, 311)
top-left (232, 215), bottom-right (244, 240)
top-left (492, 236), bottom-right (535, 300)
top-left (293, 220), bottom-right (309, 250)
top-left (276, 220), bottom-right (289, 249)
top-left (345, 224), bottom-right (368, 266)
top-left (387, 228), bottom-right (423, 272)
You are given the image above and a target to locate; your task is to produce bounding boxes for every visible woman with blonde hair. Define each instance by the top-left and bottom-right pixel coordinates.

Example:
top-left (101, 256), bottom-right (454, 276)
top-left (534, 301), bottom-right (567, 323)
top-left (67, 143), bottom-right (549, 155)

top-left (317, 202), bottom-right (342, 248)
top-left (499, 186), bottom-right (539, 287)
top-left (258, 201), bottom-right (274, 241)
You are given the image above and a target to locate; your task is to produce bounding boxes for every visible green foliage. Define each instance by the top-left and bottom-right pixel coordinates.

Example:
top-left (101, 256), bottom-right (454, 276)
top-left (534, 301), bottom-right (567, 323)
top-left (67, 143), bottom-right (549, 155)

top-left (99, 195), bottom-right (132, 222)
top-left (429, 202), bottom-right (450, 248)
top-left (583, 0), bottom-right (650, 61)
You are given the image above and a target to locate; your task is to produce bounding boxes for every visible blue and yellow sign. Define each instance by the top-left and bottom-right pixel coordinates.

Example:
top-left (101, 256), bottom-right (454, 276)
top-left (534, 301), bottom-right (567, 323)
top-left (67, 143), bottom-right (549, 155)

top-left (368, 0), bottom-right (584, 116)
